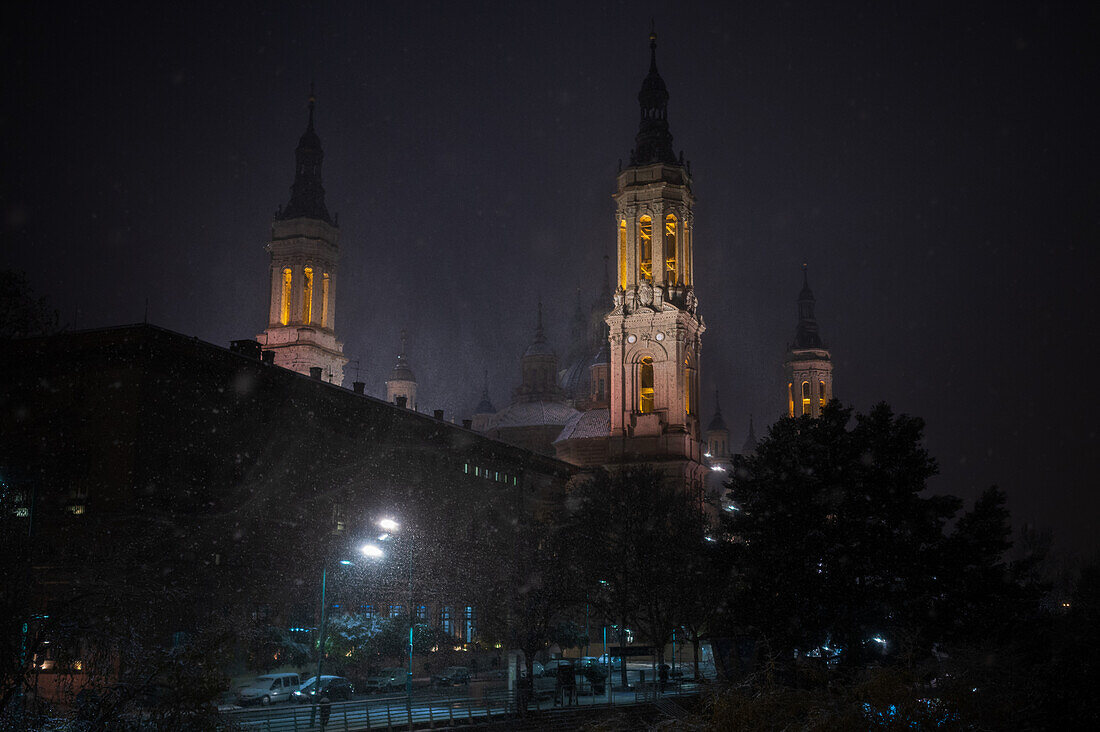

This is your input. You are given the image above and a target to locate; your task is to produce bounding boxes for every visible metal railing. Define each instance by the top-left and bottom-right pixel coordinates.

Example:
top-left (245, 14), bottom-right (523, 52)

top-left (222, 681), bottom-right (702, 731)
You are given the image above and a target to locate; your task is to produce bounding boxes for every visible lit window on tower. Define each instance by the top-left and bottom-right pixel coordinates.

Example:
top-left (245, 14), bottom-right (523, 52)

top-left (639, 215), bottom-right (652, 281)
top-left (802, 381), bottom-right (811, 415)
top-left (618, 220), bottom-right (627, 289)
top-left (639, 357), bottom-right (654, 413)
top-left (321, 272), bottom-right (330, 328)
top-left (465, 606), bottom-right (476, 643)
top-left (303, 267), bottom-right (314, 324)
top-left (820, 380), bottom-right (827, 409)
top-left (280, 268), bottom-right (292, 325)
top-left (665, 214), bottom-right (677, 284)
top-left (788, 383), bottom-right (794, 417)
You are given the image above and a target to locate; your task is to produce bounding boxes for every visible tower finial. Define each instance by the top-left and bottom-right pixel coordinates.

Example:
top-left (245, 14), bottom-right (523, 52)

top-left (802, 262), bottom-right (809, 287)
top-left (400, 328), bottom-right (407, 356)
top-left (308, 83), bottom-right (316, 130)
top-left (649, 21), bottom-right (658, 72)
top-left (714, 388), bottom-right (721, 414)
top-left (535, 301), bottom-right (545, 342)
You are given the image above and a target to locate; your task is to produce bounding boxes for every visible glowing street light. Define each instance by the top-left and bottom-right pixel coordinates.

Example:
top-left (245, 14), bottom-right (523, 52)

top-left (378, 518), bottom-right (399, 532)
top-left (361, 543), bottom-right (384, 559)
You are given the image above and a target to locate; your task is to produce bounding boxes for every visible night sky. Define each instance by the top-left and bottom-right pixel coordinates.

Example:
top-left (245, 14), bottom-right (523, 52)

top-left (3, 1), bottom-right (1098, 555)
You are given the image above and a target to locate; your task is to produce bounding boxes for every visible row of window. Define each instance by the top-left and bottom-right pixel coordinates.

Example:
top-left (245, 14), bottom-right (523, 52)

top-left (352, 604), bottom-right (477, 642)
top-left (787, 380), bottom-right (828, 417)
top-left (463, 463), bottom-right (518, 485)
top-left (279, 266), bottom-right (331, 327)
top-left (618, 214), bottom-right (689, 288)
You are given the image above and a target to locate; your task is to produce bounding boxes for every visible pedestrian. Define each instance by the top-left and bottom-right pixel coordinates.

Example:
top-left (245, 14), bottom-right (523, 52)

top-left (319, 694), bottom-right (331, 730)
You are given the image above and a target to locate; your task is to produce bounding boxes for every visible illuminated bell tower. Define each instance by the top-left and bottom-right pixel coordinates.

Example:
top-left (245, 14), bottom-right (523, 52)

top-left (784, 266), bottom-right (833, 417)
top-left (606, 30), bottom-right (706, 481)
top-left (258, 92), bottom-right (348, 385)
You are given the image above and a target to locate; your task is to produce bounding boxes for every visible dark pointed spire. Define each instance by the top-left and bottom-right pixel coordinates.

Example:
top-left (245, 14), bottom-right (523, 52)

top-left (794, 264), bottom-right (824, 349)
top-left (278, 87), bottom-right (332, 224)
top-left (631, 26), bottom-right (678, 166)
top-left (524, 300), bottom-right (553, 356)
top-left (475, 369), bottom-right (496, 414)
top-left (389, 328), bottom-right (415, 381)
top-left (707, 389), bottom-right (728, 432)
top-left (742, 414), bottom-right (758, 454)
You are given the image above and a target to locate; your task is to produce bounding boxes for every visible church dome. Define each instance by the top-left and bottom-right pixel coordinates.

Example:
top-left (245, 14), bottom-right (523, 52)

top-left (554, 408), bottom-right (610, 442)
top-left (489, 400), bottom-right (578, 429)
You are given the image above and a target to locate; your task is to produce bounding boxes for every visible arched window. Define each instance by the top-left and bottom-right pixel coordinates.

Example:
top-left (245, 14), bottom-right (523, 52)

top-left (618, 220), bottom-right (628, 289)
top-left (639, 357), bottom-right (654, 413)
top-left (819, 380), bottom-right (827, 409)
top-left (684, 358), bottom-right (693, 415)
top-left (302, 267), bottom-right (314, 324)
top-left (639, 215), bottom-right (652, 281)
top-left (788, 382), bottom-right (794, 417)
top-left (280, 268), bottom-right (292, 325)
top-left (801, 381), bottom-right (811, 415)
top-left (665, 214), bottom-right (677, 284)
top-left (321, 273), bottom-right (330, 328)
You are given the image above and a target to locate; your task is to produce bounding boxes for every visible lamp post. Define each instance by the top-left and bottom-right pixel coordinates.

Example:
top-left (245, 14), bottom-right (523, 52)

top-left (376, 517), bottom-right (414, 696)
top-left (313, 543), bottom-right (384, 721)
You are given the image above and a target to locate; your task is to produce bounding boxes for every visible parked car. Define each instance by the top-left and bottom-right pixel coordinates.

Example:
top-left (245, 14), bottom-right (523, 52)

top-left (540, 659), bottom-right (573, 675)
top-left (362, 667), bottom-right (408, 693)
top-left (430, 666), bottom-right (470, 686)
top-left (236, 673), bottom-right (300, 706)
top-left (292, 675), bottom-right (354, 703)
top-left (597, 654), bottom-right (624, 670)
top-left (576, 665), bottom-right (608, 694)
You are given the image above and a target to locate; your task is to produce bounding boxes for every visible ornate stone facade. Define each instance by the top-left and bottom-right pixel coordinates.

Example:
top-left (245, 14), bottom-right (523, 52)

top-left (258, 95), bottom-right (348, 385)
top-left (784, 267), bottom-right (834, 418)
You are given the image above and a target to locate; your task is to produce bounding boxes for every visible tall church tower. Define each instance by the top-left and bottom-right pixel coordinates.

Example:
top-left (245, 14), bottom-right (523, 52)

top-left (258, 92), bottom-right (348, 385)
top-left (784, 266), bottom-right (833, 417)
top-left (606, 31), bottom-right (706, 489)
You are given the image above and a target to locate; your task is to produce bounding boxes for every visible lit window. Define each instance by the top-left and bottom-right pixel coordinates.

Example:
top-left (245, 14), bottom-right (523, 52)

top-left (639, 216), bottom-right (652, 281)
top-left (321, 273), bottom-right (330, 328)
top-left (464, 463), bottom-right (469, 474)
top-left (442, 606), bottom-right (454, 636)
top-left (303, 267), bottom-right (314, 324)
top-left (69, 505), bottom-right (85, 515)
top-left (684, 359), bottom-right (692, 415)
top-left (788, 383), bottom-right (794, 418)
top-left (363, 605), bottom-right (374, 621)
top-left (665, 214), bottom-right (677, 284)
top-left (618, 220), bottom-right (628, 288)
top-left (475, 467), bottom-right (480, 477)
top-left (280, 268), bottom-right (292, 325)
top-left (416, 605), bottom-right (428, 621)
top-left (802, 381), bottom-right (811, 415)
top-left (819, 380), bottom-right (827, 408)
top-left (465, 606), bottom-right (476, 643)
top-left (639, 357), bottom-right (654, 413)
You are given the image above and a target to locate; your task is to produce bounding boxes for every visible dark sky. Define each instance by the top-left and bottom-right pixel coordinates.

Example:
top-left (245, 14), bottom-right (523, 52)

top-left (3, 1), bottom-right (1098, 555)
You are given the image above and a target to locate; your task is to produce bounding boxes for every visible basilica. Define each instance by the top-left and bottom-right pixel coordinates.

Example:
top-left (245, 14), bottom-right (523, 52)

top-left (254, 30), bottom-right (836, 503)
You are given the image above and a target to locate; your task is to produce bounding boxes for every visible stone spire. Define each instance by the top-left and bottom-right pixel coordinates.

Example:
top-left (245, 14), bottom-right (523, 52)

top-left (794, 264), bottom-right (824, 349)
top-left (741, 414), bottom-right (758, 454)
top-left (278, 87), bottom-right (332, 224)
top-left (385, 329), bottom-right (417, 410)
top-left (631, 26), bottom-right (678, 167)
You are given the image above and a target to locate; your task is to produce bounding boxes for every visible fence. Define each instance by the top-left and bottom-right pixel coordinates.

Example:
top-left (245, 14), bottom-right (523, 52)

top-left (222, 682), bottom-right (701, 731)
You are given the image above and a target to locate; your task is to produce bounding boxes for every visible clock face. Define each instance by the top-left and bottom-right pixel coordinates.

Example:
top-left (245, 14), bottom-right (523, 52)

top-left (627, 334), bottom-right (637, 344)
top-left (656, 332), bottom-right (664, 341)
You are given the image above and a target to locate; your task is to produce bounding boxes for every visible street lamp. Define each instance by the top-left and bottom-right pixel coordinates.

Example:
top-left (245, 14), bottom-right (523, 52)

top-left (314, 543), bottom-right (384, 720)
top-left (374, 517), bottom-right (414, 696)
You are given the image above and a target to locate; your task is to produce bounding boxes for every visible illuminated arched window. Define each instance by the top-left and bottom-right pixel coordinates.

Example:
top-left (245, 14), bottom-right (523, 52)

top-left (618, 220), bottom-right (628, 289)
top-left (684, 358), bottom-right (693, 415)
top-left (639, 215), bottom-right (652, 281)
top-left (280, 268), bottom-right (292, 325)
top-left (665, 214), bottom-right (677, 284)
top-left (302, 267), bottom-right (314, 324)
top-left (639, 357), bottom-right (654, 413)
top-left (801, 381), bottom-right (811, 415)
top-left (321, 273), bottom-right (330, 328)
top-left (788, 383), bottom-right (794, 417)
top-left (819, 380), bottom-right (827, 409)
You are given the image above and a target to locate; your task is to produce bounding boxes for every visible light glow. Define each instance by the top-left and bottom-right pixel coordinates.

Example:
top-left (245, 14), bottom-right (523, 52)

top-left (378, 518), bottom-right (400, 532)
top-left (361, 544), bottom-right (384, 559)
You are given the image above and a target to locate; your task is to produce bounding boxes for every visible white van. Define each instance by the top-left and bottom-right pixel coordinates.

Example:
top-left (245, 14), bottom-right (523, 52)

top-left (237, 673), bottom-right (301, 706)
